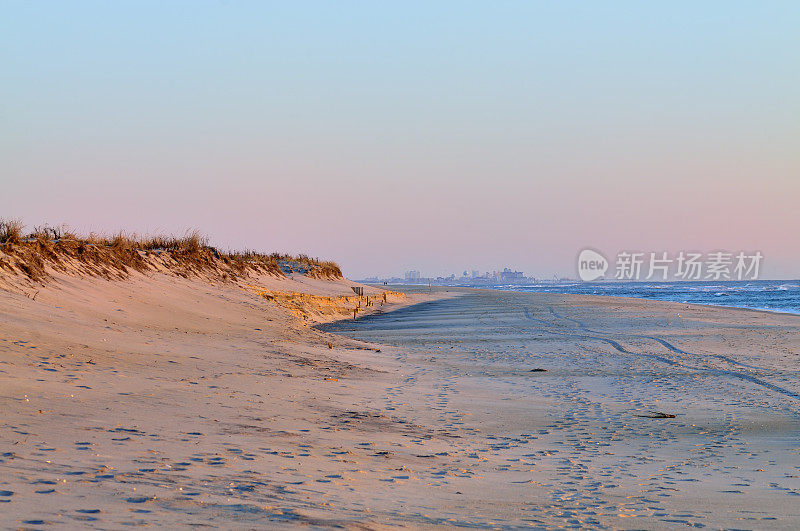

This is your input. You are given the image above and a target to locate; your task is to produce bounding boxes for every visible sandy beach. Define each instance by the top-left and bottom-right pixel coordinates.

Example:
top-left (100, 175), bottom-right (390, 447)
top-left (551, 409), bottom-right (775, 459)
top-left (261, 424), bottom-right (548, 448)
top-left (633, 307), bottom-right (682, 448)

top-left (5, 1), bottom-right (799, 527)
top-left (2, 271), bottom-right (799, 529)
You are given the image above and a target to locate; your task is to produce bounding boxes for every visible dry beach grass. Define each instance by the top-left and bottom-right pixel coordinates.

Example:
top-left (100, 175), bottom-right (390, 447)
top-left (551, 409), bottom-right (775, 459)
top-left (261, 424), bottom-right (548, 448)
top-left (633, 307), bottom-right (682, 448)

top-left (0, 219), bottom-right (341, 287)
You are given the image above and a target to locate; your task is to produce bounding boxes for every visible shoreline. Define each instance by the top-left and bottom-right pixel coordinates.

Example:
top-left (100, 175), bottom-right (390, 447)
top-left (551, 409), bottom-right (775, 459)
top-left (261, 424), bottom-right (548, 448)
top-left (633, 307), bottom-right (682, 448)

top-left (367, 283), bottom-right (800, 317)
top-left (2, 274), bottom-right (799, 528)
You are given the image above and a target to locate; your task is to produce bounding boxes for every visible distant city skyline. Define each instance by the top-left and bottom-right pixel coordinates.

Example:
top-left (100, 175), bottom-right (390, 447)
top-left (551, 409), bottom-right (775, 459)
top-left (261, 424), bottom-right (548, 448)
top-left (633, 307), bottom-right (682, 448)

top-left (360, 267), bottom-right (554, 287)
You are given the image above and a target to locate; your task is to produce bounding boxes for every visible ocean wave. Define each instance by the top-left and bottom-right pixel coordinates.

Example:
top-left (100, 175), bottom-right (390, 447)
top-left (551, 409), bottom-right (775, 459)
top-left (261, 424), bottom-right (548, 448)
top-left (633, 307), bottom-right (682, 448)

top-left (502, 280), bottom-right (800, 314)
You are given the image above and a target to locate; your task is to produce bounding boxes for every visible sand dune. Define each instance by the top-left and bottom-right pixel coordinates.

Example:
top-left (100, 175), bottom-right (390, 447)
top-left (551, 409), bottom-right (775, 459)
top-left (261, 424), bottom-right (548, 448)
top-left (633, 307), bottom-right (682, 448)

top-left (0, 255), bottom-right (426, 528)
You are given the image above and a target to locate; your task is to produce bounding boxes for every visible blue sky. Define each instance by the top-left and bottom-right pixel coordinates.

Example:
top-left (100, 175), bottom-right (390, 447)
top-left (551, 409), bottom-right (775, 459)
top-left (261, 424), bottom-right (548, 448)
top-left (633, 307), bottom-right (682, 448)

top-left (2, 1), bottom-right (798, 278)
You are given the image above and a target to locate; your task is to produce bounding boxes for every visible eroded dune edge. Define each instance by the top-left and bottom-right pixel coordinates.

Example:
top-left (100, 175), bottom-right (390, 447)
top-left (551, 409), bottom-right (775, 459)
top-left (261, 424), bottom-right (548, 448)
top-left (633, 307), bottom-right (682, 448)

top-left (0, 225), bottom-right (412, 323)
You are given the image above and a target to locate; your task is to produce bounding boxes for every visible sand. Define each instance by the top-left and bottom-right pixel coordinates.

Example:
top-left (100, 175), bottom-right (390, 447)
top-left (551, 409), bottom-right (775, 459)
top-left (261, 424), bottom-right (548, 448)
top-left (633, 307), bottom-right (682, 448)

top-left (1, 274), bottom-right (799, 528)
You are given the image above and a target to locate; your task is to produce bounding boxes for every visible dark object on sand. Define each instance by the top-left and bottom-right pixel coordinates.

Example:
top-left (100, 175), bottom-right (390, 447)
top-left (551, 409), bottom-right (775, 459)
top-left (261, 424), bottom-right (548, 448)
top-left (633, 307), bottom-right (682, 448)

top-left (529, 368), bottom-right (547, 372)
top-left (635, 411), bottom-right (676, 418)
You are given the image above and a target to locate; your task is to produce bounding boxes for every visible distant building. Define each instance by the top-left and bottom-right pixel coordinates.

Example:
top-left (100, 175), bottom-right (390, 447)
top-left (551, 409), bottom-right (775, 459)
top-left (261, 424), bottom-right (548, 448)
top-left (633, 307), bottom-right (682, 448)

top-left (499, 268), bottom-right (525, 282)
top-left (404, 270), bottom-right (421, 281)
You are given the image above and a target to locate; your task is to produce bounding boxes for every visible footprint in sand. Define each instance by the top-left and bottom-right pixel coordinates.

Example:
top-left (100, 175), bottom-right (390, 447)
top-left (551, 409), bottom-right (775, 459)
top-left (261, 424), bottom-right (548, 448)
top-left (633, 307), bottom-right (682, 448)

top-left (125, 496), bottom-right (152, 504)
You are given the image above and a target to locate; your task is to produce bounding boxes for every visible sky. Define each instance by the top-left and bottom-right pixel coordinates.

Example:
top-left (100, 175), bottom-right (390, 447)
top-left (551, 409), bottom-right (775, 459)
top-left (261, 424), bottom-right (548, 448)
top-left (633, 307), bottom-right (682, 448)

top-left (2, 1), bottom-right (798, 279)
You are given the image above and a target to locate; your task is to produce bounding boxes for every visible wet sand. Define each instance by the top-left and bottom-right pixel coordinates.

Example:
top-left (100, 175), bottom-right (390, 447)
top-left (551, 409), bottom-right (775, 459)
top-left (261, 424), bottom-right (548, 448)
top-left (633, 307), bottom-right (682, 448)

top-left (324, 287), bottom-right (800, 529)
top-left (2, 280), bottom-right (799, 528)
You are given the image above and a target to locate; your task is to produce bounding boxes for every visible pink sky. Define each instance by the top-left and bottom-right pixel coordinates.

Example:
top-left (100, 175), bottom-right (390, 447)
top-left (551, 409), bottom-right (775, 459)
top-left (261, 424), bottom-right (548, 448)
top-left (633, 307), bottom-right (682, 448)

top-left (2, 2), bottom-right (798, 279)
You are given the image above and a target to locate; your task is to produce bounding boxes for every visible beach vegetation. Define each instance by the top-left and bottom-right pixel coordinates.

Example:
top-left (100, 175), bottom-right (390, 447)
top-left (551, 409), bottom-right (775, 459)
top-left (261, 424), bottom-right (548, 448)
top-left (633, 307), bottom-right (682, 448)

top-left (0, 220), bottom-right (342, 283)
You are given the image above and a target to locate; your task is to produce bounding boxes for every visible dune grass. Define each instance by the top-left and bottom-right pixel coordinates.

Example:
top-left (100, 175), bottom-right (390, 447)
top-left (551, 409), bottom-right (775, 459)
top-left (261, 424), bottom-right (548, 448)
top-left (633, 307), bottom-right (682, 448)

top-left (0, 220), bottom-right (342, 283)
top-left (0, 219), bottom-right (24, 245)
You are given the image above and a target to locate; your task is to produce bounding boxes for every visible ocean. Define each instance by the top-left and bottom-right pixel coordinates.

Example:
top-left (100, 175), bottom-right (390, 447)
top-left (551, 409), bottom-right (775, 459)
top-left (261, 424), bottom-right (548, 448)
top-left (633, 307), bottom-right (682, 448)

top-left (492, 280), bottom-right (800, 315)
